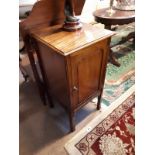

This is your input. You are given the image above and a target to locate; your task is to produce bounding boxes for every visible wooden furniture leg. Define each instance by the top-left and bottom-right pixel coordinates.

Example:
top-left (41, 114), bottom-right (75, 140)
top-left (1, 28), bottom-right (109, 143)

top-left (69, 111), bottom-right (75, 132)
top-left (97, 95), bottom-right (102, 110)
top-left (31, 38), bottom-right (54, 108)
top-left (109, 31), bottom-right (135, 67)
top-left (25, 41), bottom-right (47, 105)
top-left (46, 91), bottom-right (54, 108)
top-left (104, 25), bottom-right (121, 67)
top-left (109, 49), bottom-right (121, 67)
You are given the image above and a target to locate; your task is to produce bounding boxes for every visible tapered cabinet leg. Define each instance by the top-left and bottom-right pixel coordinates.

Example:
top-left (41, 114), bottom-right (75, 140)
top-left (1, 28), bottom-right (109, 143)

top-left (69, 111), bottom-right (75, 132)
top-left (97, 95), bottom-right (102, 110)
top-left (46, 91), bottom-right (54, 108)
top-left (27, 49), bottom-right (47, 105)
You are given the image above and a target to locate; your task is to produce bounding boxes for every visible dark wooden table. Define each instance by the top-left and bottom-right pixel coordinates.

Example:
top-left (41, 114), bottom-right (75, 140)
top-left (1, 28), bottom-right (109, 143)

top-left (93, 7), bottom-right (135, 66)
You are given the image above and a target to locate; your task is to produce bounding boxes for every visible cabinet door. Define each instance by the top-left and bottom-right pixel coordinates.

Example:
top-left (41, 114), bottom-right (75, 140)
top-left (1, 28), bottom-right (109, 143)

top-left (70, 40), bottom-right (109, 109)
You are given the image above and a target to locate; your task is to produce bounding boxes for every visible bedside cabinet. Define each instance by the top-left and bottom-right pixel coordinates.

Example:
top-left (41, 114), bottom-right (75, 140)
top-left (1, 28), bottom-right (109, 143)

top-left (31, 23), bottom-right (115, 132)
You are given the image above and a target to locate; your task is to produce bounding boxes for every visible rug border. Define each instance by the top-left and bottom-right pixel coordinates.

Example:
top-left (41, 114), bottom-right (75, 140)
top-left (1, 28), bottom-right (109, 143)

top-left (64, 85), bottom-right (135, 155)
top-left (105, 69), bottom-right (135, 85)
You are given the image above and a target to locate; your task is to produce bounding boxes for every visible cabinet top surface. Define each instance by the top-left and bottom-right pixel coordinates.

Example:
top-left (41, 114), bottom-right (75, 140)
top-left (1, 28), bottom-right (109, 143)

top-left (32, 23), bottom-right (115, 56)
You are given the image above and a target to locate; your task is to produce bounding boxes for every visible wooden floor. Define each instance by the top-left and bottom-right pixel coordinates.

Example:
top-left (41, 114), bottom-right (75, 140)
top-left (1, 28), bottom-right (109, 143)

top-left (19, 78), bottom-right (104, 155)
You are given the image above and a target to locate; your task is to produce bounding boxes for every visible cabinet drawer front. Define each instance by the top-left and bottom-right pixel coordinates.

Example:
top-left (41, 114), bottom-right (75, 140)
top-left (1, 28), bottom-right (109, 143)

top-left (70, 40), bottom-right (109, 108)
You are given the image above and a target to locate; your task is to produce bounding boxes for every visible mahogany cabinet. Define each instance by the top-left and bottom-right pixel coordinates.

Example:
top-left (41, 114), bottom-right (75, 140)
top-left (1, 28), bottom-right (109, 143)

top-left (31, 23), bottom-right (115, 132)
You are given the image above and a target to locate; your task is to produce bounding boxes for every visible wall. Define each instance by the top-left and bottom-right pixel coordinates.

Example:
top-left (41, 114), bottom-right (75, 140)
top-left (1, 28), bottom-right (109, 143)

top-left (80, 0), bottom-right (110, 23)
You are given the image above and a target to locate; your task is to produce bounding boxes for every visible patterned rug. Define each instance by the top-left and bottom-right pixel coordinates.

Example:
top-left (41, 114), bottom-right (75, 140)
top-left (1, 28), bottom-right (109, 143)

top-left (101, 39), bottom-right (135, 107)
top-left (105, 42), bottom-right (135, 85)
top-left (65, 85), bottom-right (135, 155)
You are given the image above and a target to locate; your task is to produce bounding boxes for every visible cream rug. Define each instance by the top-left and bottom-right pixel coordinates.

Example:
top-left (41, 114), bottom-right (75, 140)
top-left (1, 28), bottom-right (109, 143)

top-left (65, 85), bottom-right (135, 155)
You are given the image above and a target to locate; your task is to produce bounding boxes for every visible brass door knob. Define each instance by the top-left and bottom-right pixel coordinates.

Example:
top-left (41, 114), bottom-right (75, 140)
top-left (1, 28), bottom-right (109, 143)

top-left (73, 86), bottom-right (78, 92)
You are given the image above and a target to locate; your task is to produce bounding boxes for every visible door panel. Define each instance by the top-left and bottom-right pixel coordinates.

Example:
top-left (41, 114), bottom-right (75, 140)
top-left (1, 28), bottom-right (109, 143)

top-left (77, 50), bottom-right (102, 102)
top-left (70, 42), bottom-right (105, 107)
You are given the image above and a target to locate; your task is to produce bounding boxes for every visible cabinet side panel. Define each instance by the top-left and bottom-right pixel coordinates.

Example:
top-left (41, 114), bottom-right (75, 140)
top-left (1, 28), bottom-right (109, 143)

top-left (37, 42), bottom-right (70, 106)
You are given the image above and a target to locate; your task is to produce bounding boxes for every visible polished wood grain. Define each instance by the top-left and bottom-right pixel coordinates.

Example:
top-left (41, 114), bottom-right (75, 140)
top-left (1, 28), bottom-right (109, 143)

top-left (35, 41), bottom-right (70, 107)
top-left (32, 23), bottom-right (115, 55)
top-left (32, 24), bottom-right (115, 131)
top-left (93, 7), bottom-right (135, 26)
top-left (70, 40), bottom-right (108, 108)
